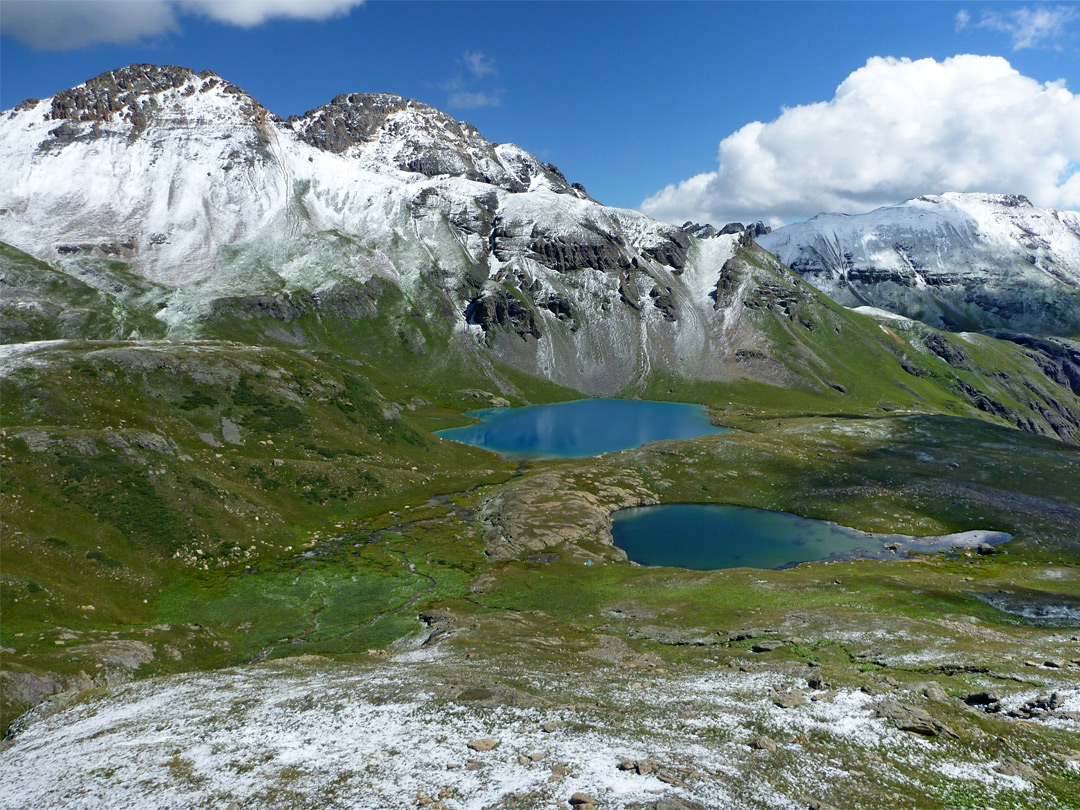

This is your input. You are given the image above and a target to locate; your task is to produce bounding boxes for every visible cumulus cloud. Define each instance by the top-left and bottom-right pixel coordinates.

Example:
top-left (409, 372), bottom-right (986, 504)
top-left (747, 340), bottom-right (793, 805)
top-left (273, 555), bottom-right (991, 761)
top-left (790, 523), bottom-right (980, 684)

top-left (0, 0), bottom-right (365, 49)
top-left (640, 55), bottom-right (1080, 227)
top-left (957, 5), bottom-right (1079, 50)
top-left (0, 1), bottom-right (178, 49)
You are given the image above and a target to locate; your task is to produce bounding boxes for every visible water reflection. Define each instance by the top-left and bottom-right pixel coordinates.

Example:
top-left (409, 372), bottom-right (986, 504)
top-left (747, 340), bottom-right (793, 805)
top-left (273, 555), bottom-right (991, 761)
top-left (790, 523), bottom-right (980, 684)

top-left (612, 503), bottom-right (1010, 570)
top-left (436, 398), bottom-right (728, 459)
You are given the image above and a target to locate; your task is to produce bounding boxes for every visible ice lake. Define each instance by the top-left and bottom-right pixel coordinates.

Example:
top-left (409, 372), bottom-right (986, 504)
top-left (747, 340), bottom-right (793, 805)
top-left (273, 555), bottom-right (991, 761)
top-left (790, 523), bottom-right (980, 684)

top-left (435, 398), bottom-right (728, 459)
top-left (612, 503), bottom-right (1010, 570)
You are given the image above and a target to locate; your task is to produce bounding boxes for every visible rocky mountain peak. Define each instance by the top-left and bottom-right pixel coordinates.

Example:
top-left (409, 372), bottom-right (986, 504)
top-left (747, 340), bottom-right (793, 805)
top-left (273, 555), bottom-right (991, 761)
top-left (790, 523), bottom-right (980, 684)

top-left (48, 64), bottom-right (247, 122)
top-left (289, 92), bottom-right (456, 152)
top-left (36, 63), bottom-right (272, 146)
top-left (288, 90), bottom-right (579, 195)
top-left (683, 221), bottom-right (771, 239)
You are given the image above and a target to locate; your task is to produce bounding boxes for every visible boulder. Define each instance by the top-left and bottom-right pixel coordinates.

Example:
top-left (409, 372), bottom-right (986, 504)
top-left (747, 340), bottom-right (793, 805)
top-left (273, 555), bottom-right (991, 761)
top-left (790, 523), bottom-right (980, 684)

top-left (773, 690), bottom-right (808, 708)
top-left (752, 640), bottom-right (784, 653)
top-left (994, 757), bottom-right (1043, 785)
top-left (913, 681), bottom-right (948, 702)
top-left (750, 735), bottom-right (777, 752)
top-left (875, 701), bottom-right (957, 738)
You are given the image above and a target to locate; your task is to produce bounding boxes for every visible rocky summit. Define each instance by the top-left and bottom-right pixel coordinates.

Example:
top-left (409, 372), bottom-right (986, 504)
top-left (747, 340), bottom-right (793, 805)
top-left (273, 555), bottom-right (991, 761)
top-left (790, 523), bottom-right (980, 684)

top-left (1, 64), bottom-right (1079, 810)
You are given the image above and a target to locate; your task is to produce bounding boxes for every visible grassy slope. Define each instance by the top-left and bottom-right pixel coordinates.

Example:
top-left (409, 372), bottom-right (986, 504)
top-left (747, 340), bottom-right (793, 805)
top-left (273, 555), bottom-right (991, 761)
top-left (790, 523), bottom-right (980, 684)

top-left (1, 238), bottom-right (1078, 809)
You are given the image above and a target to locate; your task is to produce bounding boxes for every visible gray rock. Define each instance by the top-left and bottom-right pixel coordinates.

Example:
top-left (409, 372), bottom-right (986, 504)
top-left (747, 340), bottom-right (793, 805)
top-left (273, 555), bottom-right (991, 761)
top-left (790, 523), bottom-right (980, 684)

top-left (752, 640), bottom-right (784, 653)
top-left (993, 756), bottom-right (1042, 785)
top-left (875, 700), bottom-right (957, 738)
top-left (569, 794), bottom-right (597, 808)
top-left (81, 640), bottom-right (155, 669)
top-left (64, 435), bottom-right (98, 456)
top-left (617, 758), bottom-right (657, 774)
top-left (221, 418), bottom-right (243, 445)
top-left (16, 430), bottom-right (53, 452)
top-left (963, 691), bottom-right (1001, 707)
top-left (102, 431), bottom-right (129, 449)
top-left (466, 738), bottom-right (497, 752)
top-left (924, 682), bottom-right (950, 702)
top-left (125, 431), bottom-right (174, 454)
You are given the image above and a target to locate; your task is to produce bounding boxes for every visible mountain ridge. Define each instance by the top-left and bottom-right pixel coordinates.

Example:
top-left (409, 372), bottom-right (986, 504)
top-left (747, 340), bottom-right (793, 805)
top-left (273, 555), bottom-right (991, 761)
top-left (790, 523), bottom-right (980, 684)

top-left (757, 192), bottom-right (1080, 336)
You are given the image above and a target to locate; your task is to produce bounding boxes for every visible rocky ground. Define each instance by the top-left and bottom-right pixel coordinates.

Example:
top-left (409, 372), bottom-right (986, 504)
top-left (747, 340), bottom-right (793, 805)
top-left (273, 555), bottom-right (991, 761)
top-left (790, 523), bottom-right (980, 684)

top-left (2, 613), bottom-right (1078, 810)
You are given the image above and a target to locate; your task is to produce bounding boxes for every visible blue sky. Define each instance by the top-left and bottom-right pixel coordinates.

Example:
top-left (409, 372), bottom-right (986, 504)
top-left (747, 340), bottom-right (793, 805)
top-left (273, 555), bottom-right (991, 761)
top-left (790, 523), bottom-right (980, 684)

top-left (2, 1), bottom-right (1078, 225)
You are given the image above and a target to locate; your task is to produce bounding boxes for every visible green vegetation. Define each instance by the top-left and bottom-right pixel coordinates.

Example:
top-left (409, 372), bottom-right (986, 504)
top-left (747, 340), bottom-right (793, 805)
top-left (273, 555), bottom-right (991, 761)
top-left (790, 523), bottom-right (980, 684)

top-left (1, 239), bottom-right (1078, 808)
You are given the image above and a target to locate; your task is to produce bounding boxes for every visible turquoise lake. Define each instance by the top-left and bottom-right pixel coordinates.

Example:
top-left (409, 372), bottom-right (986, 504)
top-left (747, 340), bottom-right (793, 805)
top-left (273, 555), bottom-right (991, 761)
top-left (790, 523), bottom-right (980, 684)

top-left (612, 503), bottom-right (1010, 570)
top-left (435, 398), bottom-right (728, 459)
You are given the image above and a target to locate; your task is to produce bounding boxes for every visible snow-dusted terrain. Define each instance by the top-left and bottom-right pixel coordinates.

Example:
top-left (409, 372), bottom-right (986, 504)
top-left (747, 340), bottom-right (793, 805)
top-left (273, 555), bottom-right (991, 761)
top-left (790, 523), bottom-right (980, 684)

top-left (758, 193), bottom-right (1080, 335)
top-left (2, 652), bottom-right (1071, 810)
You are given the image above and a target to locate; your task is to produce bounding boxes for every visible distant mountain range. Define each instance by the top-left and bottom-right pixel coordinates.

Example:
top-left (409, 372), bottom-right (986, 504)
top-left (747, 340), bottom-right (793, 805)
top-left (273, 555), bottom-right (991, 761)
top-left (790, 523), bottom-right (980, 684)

top-left (758, 193), bottom-right (1080, 336)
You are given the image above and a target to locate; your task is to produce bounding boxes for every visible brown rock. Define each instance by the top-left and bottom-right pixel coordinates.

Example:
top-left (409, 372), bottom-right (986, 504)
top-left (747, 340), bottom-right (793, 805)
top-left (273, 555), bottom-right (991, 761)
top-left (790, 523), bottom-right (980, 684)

top-left (750, 736), bottom-right (777, 752)
top-left (773, 689), bottom-right (809, 708)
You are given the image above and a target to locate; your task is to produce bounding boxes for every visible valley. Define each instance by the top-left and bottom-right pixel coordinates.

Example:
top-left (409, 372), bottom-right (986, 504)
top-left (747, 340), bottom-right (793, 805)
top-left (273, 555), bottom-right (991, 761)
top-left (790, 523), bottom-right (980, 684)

top-left (0, 63), bottom-right (1078, 809)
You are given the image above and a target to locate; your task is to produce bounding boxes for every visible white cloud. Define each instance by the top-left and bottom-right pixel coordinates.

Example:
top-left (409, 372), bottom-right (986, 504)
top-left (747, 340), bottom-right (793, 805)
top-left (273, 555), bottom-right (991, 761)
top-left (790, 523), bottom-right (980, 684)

top-left (180, 0), bottom-right (362, 27)
top-left (0, 0), bottom-right (365, 50)
top-left (443, 50), bottom-right (501, 109)
top-left (963, 5), bottom-right (1079, 50)
top-left (447, 89), bottom-right (503, 110)
top-left (640, 55), bottom-right (1080, 227)
top-left (461, 49), bottom-right (496, 79)
top-left (0, 1), bottom-right (179, 49)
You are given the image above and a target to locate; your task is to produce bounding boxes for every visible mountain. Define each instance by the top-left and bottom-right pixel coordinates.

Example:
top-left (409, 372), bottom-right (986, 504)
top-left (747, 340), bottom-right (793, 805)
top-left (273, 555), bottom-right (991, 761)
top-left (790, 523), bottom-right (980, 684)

top-left (757, 193), bottom-right (1080, 336)
top-left (4, 66), bottom-right (1080, 803)
top-left (2, 64), bottom-right (1080, 442)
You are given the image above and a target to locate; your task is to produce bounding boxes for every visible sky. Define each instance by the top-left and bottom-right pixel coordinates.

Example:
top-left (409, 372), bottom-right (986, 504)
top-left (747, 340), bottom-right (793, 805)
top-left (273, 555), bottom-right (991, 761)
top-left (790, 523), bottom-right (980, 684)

top-left (2, 1), bottom-right (1078, 227)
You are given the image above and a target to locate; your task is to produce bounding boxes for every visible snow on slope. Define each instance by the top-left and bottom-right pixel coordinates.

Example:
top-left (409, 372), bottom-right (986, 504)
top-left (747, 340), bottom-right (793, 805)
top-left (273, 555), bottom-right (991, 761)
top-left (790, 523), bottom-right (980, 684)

top-left (2, 65), bottom-right (777, 395)
top-left (758, 193), bottom-right (1080, 334)
top-left (0, 66), bottom-right (668, 292)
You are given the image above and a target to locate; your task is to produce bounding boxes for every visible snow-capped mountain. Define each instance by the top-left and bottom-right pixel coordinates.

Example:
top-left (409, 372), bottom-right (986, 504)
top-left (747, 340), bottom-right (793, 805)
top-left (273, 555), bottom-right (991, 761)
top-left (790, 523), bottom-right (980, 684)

top-left (758, 193), bottom-right (1080, 336)
top-left (3, 64), bottom-right (1080, 443)
top-left (0, 64), bottom-right (821, 394)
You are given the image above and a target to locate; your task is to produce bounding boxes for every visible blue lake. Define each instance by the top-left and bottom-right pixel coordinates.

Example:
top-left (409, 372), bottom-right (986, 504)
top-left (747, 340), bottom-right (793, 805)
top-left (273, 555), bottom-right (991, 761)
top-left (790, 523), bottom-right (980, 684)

top-left (612, 503), bottom-right (1010, 570)
top-left (435, 398), bottom-right (728, 459)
